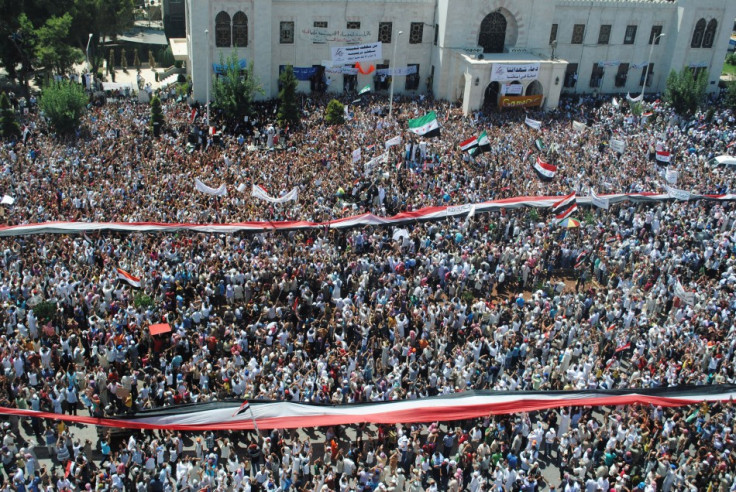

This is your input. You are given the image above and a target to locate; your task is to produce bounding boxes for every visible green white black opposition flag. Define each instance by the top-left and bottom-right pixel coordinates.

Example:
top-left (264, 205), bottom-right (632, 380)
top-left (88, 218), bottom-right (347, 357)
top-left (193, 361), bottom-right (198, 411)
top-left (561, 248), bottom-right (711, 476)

top-left (408, 111), bottom-right (440, 138)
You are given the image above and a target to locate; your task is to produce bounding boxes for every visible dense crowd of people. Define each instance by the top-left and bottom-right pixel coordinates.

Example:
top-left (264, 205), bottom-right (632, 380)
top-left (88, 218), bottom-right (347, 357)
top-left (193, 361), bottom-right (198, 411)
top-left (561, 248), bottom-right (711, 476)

top-left (0, 83), bottom-right (735, 491)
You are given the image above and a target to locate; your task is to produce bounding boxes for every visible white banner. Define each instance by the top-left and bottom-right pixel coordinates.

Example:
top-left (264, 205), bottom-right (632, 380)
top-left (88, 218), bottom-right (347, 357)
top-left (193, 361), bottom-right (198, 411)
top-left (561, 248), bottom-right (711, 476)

top-left (251, 185), bottom-right (298, 204)
top-left (375, 66), bottom-right (418, 77)
top-left (591, 189), bottom-right (610, 210)
top-left (324, 66), bottom-right (359, 75)
top-left (503, 84), bottom-right (523, 95)
top-left (626, 92), bottom-right (643, 103)
top-left (331, 43), bottom-right (382, 64)
top-left (0, 195), bottom-right (14, 205)
top-left (491, 63), bottom-right (540, 82)
top-left (302, 28), bottom-right (372, 44)
top-left (598, 61), bottom-right (621, 67)
top-left (385, 135), bottom-right (401, 149)
top-left (675, 280), bottom-right (695, 305)
top-left (666, 185), bottom-right (691, 201)
top-left (194, 178), bottom-right (227, 197)
top-left (352, 148), bottom-right (361, 163)
top-left (572, 121), bottom-right (586, 132)
top-left (665, 169), bottom-right (678, 184)
top-left (610, 138), bottom-right (626, 154)
top-left (524, 116), bottom-right (542, 130)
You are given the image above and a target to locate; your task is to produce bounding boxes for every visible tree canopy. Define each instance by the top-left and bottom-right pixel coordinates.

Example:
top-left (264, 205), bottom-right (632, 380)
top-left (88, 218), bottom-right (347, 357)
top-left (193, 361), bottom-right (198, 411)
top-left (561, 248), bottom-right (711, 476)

top-left (39, 81), bottom-right (88, 135)
top-left (664, 67), bottom-right (708, 116)
top-left (211, 52), bottom-right (263, 123)
top-left (0, 0), bottom-right (135, 92)
top-left (277, 66), bottom-right (300, 128)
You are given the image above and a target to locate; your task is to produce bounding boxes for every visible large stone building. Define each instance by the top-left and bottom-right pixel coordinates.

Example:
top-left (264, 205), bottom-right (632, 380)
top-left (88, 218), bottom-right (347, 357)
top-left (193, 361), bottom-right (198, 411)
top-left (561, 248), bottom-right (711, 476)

top-left (178, 0), bottom-right (735, 113)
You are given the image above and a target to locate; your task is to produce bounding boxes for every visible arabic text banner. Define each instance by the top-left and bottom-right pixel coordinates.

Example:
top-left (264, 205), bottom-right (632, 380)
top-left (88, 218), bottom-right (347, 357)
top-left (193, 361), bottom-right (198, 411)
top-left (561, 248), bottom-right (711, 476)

top-left (491, 63), bottom-right (540, 82)
top-left (331, 43), bottom-right (382, 64)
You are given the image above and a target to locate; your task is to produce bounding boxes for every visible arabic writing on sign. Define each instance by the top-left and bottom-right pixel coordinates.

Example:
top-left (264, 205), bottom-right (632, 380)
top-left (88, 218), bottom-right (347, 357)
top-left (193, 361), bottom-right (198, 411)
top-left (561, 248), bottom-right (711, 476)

top-left (302, 28), bottom-right (372, 43)
top-left (331, 42), bottom-right (383, 64)
top-left (490, 63), bottom-right (541, 82)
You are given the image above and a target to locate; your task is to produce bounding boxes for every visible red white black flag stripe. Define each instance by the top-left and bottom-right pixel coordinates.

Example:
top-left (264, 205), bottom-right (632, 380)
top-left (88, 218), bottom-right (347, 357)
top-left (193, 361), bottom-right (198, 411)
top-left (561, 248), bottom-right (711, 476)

top-left (0, 385), bottom-right (735, 431)
top-left (1, 193), bottom-right (736, 237)
top-left (116, 268), bottom-right (141, 288)
top-left (533, 156), bottom-right (557, 180)
top-left (551, 193), bottom-right (576, 215)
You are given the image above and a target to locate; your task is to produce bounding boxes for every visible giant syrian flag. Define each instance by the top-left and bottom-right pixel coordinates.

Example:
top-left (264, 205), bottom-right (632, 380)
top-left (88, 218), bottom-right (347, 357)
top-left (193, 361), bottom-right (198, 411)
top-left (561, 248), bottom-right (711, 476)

top-left (0, 385), bottom-right (734, 431)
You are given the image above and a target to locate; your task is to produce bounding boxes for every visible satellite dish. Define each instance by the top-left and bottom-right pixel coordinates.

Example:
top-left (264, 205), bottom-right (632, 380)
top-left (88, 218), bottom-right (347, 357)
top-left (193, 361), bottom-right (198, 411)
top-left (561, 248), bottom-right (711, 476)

top-left (477, 53), bottom-right (484, 60)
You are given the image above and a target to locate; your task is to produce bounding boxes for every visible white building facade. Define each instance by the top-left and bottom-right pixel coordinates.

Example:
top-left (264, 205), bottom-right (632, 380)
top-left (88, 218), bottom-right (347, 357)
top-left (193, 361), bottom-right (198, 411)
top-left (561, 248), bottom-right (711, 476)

top-left (181, 0), bottom-right (736, 114)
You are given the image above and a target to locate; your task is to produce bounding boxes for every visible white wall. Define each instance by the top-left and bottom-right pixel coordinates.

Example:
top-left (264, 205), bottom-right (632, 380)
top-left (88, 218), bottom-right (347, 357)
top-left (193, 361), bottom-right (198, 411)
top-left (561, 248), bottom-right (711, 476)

top-left (187, 0), bottom-right (735, 104)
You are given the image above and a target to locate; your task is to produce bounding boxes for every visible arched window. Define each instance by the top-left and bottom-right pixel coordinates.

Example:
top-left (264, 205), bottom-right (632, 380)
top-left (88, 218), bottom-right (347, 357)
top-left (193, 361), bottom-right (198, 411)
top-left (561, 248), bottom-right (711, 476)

top-left (691, 18), bottom-right (705, 48)
top-left (233, 12), bottom-right (248, 47)
top-left (215, 11), bottom-right (231, 48)
top-left (703, 19), bottom-right (717, 48)
top-left (478, 12), bottom-right (507, 53)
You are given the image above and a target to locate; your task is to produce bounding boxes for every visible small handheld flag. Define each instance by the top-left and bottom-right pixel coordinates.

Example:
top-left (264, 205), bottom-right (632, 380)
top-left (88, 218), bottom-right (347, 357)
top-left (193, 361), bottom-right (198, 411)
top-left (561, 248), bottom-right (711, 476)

top-left (117, 268), bottom-right (141, 288)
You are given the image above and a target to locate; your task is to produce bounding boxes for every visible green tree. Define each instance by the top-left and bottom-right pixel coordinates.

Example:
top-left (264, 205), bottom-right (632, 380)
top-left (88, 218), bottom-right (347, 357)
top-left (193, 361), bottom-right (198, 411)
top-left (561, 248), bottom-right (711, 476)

top-left (277, 66), bottom-right (300, 128)
top-left (35, 13), bottom-right (85, 78)
top-left (324, 99), bottom-right (344, 125)
top-left (211, 52), bottom-right (262, 122)
top-left (725, 82), bottom-right (736, 112)
top-left (3, 14), bottom-right (38, 97)
top-left (664, 67), bottom-right (708, 116)
top-left (97, 0), bottom-right (135, 42)
top-left (629, 101), bottom-right (643, 117)
top-left (150, 95), bottom-right (164, 136)
top-left (0, 92), bottom-right (21, 139)
top-left (39, 81), bottom-right (88, 135)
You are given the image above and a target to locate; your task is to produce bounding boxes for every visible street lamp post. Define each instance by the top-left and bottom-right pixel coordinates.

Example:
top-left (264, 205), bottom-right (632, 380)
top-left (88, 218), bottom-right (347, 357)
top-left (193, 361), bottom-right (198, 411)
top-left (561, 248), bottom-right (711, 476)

top-left (388, 30), bottom-right (404, 119)
top-left (640, 33), bottom-right (665, 100)
top-left (204, 29), bottom-right (210, 126)
top-left (85, 33), bottom-right (93, 72)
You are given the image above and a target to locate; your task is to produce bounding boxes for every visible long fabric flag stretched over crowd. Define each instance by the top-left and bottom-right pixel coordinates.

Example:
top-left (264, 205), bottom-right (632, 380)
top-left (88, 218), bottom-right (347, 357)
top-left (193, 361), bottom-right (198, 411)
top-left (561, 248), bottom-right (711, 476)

top-left (0, 385), bottom-right (735, 431)
top-left (3, 191), bottom-right (736, 236)
top-left (408, 111), bottom-right (440, 137)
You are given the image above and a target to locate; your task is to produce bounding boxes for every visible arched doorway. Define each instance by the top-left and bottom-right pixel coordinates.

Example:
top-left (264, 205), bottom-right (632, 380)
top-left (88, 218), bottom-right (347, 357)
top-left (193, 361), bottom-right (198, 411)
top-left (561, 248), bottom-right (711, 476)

top-left (478, 12), bottom-right (507, 53)
top-left (525, 80), bottom-right (543, 96)
top-left (484, 82), bottom-right (500, 110)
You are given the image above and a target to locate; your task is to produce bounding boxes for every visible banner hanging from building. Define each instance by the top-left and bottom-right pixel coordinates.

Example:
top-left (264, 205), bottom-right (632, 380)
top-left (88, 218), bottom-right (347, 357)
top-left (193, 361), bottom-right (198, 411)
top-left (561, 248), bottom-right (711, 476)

top-left (375, 66), bottom-right (418, 76)
top-left (301, 28), bottom-right (372, 44)
top-left (491, 63), bottom-right (540, 82)
top-left (331, 42), bottom-right (382, 64)
top-left (500, 95), bottom-right (543, 109)
top-left (324, 65), bottom-right (359, 75)
top-left (292, 67), bottom-right (317, 80)
top-left (503, 84), bottom-right (524, 95)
